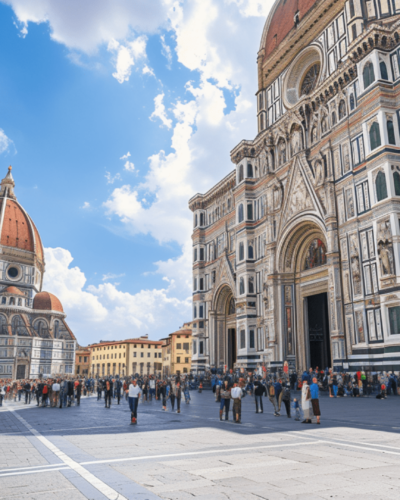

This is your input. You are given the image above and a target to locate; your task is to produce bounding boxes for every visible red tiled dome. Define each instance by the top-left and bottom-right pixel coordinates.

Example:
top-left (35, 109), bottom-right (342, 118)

top-left (4, 286), bottom-right (25, 295)
top-left (0, 167), bottom-right (44, 263)
top-left (262, 0), bottom-right (319, 60)
top-left (33, 292), bottom-right (63, 312)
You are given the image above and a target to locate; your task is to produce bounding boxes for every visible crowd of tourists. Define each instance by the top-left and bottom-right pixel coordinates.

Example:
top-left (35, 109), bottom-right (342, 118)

top-left (0, 367), bottom-right (397, 426)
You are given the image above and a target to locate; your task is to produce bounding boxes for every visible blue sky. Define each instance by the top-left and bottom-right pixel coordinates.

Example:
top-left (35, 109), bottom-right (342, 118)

top-left (0, 0), bottom-right (271, 344)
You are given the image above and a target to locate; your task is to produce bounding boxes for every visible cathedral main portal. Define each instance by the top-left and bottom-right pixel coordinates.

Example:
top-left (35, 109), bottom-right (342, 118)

top-left (306, 293), bottom-right (331, 370)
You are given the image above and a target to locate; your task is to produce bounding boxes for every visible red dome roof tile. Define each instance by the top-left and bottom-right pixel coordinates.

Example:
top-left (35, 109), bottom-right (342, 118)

top-left (33, 292), bottom-right (63, 312)
top-left (4, 286), bottom-right (25, 295)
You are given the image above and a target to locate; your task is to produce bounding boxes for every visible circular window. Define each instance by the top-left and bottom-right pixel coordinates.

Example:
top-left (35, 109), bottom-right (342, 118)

top-left (283, 46), bottom-right (323, 109)
top-left (7, 266), bottom-right (20, 280)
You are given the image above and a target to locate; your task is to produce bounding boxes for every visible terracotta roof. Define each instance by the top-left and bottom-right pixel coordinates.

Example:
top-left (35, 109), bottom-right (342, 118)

top-left (33, 291), bottom-right (63, 312)
top-left (89, 339), bottom-right (163, 348)
top-left (264, 0), bottom-right (318, 60)
top-left (3, 286), bottom-right (25, 296)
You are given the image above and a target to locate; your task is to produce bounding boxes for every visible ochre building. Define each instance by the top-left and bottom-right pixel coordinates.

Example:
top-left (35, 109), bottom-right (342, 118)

top-left (75, 346), bottom-right (91, 376)
top-left (190, 0), bottom-right (400, 374)
top-left (89, 336), bottom-right (163, 377)
top-left (0, 167), bottom-right (76, 379)
top-left (161, 324), bottom-right (192, 376)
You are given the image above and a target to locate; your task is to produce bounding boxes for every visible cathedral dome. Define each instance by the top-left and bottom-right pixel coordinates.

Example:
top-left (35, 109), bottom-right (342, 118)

top-left (260, 0), bottom-right (319, 60)
top-left (33, 291), bottom-right (63, 312)
top-left (3, 286), bottom-right (25, 295)
top-left (0, 167), bottom-right (44, 264)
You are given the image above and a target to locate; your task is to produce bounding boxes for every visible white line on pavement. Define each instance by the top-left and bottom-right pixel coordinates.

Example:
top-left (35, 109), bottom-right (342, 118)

top-left (0, 467), bottom-right (70, 477)
top-left (7, 407), bottom-right (128, 500)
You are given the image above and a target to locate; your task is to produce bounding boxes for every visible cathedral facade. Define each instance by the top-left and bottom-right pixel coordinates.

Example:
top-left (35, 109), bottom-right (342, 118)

top-left (0, 168), bottom-right (76, 379)
top-left (190, 0), bottom-right (400, 374)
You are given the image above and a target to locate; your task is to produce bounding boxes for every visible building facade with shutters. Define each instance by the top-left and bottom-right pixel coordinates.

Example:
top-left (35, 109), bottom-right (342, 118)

top-left (190, 0), bottom-right (400, 374)
top-left (0, 167), bottom-right (76, 380)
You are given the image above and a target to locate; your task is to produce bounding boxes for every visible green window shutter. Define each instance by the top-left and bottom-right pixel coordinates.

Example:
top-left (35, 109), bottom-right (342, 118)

top-left (387, 120), bottom-right (396, 145)
top-left (394, 172), bottom-right (400, 196)
top-left (370, 122), bottom-right (381, 150)
top-left (376, 171), bottom-right (388, 201)
top-left (380, 61), bottom-right (388, 80)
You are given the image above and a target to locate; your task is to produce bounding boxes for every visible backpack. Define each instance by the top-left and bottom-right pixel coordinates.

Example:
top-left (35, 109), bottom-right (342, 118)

top-left (42, 385), bottom-right (48, 395)
top-left (106, 381), bottom-right (110, 391)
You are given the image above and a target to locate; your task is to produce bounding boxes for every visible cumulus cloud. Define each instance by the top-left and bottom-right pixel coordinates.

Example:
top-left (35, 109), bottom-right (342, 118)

top-left (3, 0), bottom-right (169, 53)
top-left (160, 34), bottom-right (172, 67)
top-left (81, 201), bottom-right (90, 209)
top-left (105, 171), bottom-right (121, 184)
top-left (102, 272), bottom-right (125, 281)
top-left (150, 93), bottom-right (172, 129)
top-left (43, 247), bottom-right (191, 343)
top-left (107, 36), bottom-right (147, 83)
top-left (0, 129), bottom-right (15, 154)
top-left (123, 161), bottom-right (135, 172)
top-left (120, 151), bottom-right (131, 160)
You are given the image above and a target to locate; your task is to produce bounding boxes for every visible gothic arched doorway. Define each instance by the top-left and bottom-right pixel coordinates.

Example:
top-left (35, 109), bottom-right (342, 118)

top-left (214, 285), bottom-right (236, 370)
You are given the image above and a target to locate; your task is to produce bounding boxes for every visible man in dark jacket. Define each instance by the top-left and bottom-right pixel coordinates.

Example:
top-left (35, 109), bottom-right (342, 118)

top-left (104, 378), bottom-right (113, 408)
top-left (67, 380), bottom-right (74, 407)
top-left (24, 381), bottom-right (31, 404)
top-left (115, 378), bottom-right (123, 404)
top-left (281, 381), bottom-right (291, 417)
top-left (290, 372), bottom-right (298, 391)
top-left (254, 377), bottom-right (266, 413)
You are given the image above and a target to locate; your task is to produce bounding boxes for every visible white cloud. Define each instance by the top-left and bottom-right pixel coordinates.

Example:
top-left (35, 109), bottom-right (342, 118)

top-left (150, 92), bottom-right (173, 129)
top-left (43, 247), bottom-right (191, 344)
top-left (102, 272), bottom-right (125, 281)
top-left (142, 64), bottom-right (155, 77)
top-left (0, 129), bottom-right (15, 154)
top-left (160, 34), bottom-right (172, 67)
top-left (81, 201), bottom-right (90, 209)
top-left (120, 151), bottom-right (131, 160)
top-left (123, 161), bottom-right (135, 172)
top-left (105, 171), bottom-right (121, 184)
top-left (4, 0), bottom-right (169, 53)
top-left (107, 36), bottom-right (147, 83)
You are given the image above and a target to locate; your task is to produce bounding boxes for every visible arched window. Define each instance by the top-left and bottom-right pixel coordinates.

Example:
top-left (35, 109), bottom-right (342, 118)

top-left (1, 297), bottom-right (6, 305)
top-left (239, 277), bottom-right (245, 295)
top-left (239, 242), bottom-right (244, 261)
top-left (9, 297), bottom-right (15, 306)
top-left (194, 214), bottom-right (198, 227)
top-left (305, 239), bottom-right (327, 270)
top-left (363, 61), bottom-right (375, 89)
top-left (54, 320), bottom-right (60, 338)
top-left (194, 248), bottom-right (197, 262)
top-left (394, 171), bottom-right (400, 196)
top-left (18, 298), bottom-right (22, 306)
top-left (350, 94), bottom-right (355, 111)
top-left (200, 213), bottom-right (204, 226)
top-left (387, 119), bottom-right (396, 145)
top-left (349, 0), bottom-right (355, 17)
top-left (238, 204), bottom-right (244, 223)
top-left (248, 244), bottom-right (254, 259)
top-left (248, 277), bottom-right (254, 294)
top-left (259, 92), bottom-right (263, 110)
top-left (247, 163), bottom-right (253, 178)
top-left (370, 122), bottom-right (381, 150)
top-left (338, 100), bottom-right (346, 120)
top-left (260, 113), bottom-right (264, 131)
top-left (247, 203), bottom-right (253, 220)
top-left (193, 306), bottom-right (197, 319)
top-left (0, 314), bottom-right (7, 334)
top-left (376, 171), bottom-right (388, 201)
top-left (270, 150), bottom-right (275, 171)
top-left (380, 61), bottom-right (388, 80)
top-left (238, 164), bottom-right (244, 182)
top-left (332, 112), bottom-right (337, 126)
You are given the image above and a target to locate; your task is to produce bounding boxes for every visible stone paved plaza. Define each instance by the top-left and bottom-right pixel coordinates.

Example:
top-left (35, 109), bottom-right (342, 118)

top-left (1, 391), bottom-right (400, 500)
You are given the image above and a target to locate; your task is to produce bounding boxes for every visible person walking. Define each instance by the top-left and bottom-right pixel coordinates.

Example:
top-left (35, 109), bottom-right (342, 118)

top-left (310, 377), bottom-right (321, 424)
top-left (231, 383), bottom-right (242, 423)
top-left (267, 380), bottom-right (278, 415)
top-left (127, 379), bottom-right (141, 424)
top-left (281, 381), bottom-right (291, 418)
top-left (301, 379), bottom-right (312, 423)
top-left (76, 380), bottom-right (82, 406)
top-left (24, 380), bottom-right (31, 404)
top-left (219, 380), bottom-right (231, 421)
top-left (52, 380), bottom-right (60, 407)
top-left (104, 378), bottom-right (113, 408)
top-left (254, 376), bottom-right (266, 413)
top-left (274, 379), bottom-right (283, 416)
top-left (175, 381), bottom-right (182, 413)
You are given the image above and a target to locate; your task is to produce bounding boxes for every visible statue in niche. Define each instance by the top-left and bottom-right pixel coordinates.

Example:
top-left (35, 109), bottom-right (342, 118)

top-left (228, 297), bottom-right (235, 315)
top-left (349, 234), bottom-right (362, 295)
top-left (262, 282), bottom-right (269, 308)
top-left (321, 117), bottom-right (327, 133)
top-left (311, 127), bottom-right (317, 144)
top-left (343, 144), bottom-right (350, 173)
top-left (377, 219), bottom-right (395, 276)
top-left (278, 139), bottom-right (286, 165)
top-left (273, 186), bottom-right (281, 209)
top-left (314, 160), bottom-right (323, 186)
top-left (291, 129), bottom-right (301, 155)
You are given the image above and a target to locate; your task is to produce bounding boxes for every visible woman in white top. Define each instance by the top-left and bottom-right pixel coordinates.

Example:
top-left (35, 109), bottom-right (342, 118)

top-left (301, 380), bottom-right (312, 424)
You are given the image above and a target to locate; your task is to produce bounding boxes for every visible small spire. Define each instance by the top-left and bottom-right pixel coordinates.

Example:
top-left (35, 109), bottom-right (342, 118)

top-left (0, 166), bottom-right (16, 199)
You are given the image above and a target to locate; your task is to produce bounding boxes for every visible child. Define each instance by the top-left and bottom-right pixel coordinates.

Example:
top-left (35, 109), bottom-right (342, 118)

top-left (184, 384), bottom-right (191, 404)
top-left (293, 398), bottom-right (301, 421)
